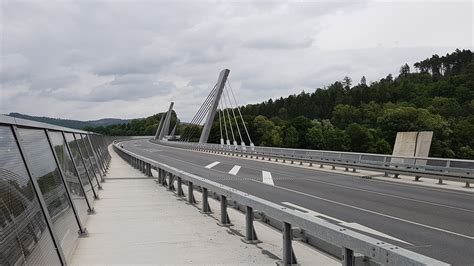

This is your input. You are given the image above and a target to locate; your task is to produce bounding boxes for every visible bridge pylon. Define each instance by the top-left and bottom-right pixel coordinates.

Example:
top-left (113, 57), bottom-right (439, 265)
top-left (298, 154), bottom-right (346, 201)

top-left (199, 69), bottom-right (230, 144)
top-left (158, 102), bottom-right (174, 140)
top-left (154, 114), bottom-right (165, 140)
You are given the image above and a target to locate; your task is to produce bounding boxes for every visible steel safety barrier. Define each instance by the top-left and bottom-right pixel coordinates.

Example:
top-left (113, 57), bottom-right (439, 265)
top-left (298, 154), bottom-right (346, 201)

top-left (154, 140), bottom-right (474, 187)
top-left (114, 141), bottom-right (448, 266)
top-left (0, 115), bottom-right (111, 265)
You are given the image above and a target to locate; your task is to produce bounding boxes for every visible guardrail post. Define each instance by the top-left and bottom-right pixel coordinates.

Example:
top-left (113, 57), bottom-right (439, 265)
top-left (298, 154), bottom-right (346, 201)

top-left (157, 168), bottom-right (162, 183)
top-left (282, 222), bottom-right (297, 265)
top-left (201, 187), bottom-right (211, 214)
top-left (177, 177), bottom-right (184, 196)
top-left (167, 174), bottom-right (174, 191)
top-left (219, 195), bottom-right (232, 226)
top-left (162, 170), bottom-right (168, 186)
top-left (146, 163), bottom-right (152, 176)
top-left (342, 247), bottom-right (355, 266)
top-left (243, 206), bottom-right (260, 244)
top-left (187, 181), bottom-right (195, 204)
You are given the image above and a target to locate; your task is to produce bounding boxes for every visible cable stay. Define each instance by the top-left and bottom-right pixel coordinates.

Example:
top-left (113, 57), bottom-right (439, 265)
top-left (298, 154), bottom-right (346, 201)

top-left (224, 84), bottom-right (243, 145)
top-left (181, 83), bottom-right (218, 141)
top-left (220, 98), bottom-right (230, 148)
top-left (221, 89), bottom-right (237, 149)
top-left (218, 105), bottom-right (224, 147)
top-left (227, 80), bottom-right (254, 150)
top-left (179, 69), bottom-right (253, 150)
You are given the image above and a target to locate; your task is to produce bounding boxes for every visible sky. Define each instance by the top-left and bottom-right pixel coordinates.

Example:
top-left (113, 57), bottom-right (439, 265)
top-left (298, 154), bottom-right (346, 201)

top-left (1, 0), bottom-right (472, 122)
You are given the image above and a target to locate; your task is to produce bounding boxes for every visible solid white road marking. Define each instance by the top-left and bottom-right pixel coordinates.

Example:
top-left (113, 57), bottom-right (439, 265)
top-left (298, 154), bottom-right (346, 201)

top-left (205, 161), bottom-right (220, 169)
top-left (229, 165), bottom-right (241, 175)
top-left (282, 202), bottom-right (411, 245)
top-left (262, 171), bottom-right (274, 185)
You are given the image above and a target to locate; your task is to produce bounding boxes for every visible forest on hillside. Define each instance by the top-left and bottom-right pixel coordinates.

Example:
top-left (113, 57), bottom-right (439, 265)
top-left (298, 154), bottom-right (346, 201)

top-left (83, 112), bottom-right (179, 136)
top-left (86, 49), bottom-right (474, 159)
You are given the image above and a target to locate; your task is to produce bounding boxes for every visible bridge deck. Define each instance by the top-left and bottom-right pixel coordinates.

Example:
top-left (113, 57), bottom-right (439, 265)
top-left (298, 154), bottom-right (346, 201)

top-left (71, 145), bottom-right (337, 265)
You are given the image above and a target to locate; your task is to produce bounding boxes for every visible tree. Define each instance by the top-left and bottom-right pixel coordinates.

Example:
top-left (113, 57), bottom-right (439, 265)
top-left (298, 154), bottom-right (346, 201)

top-left (342, 76), bottom-right (352, 90)
top-left (305, 123), bottom-right (324, 149)
top-left (345, 123), bottom-right (375, 152)
top-left (360, 76), bottom-right (367, 86)
top-left (331, 104), bottom-right (360, 128)
top-left (283, 126), bottom-right (299, 148)
top-left (399, 63), bottom-right (410, 77)
top-left (428, 97), bottom-right (463, 117)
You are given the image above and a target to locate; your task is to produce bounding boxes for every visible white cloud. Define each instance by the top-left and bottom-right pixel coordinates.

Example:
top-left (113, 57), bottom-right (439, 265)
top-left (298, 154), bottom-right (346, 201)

top-left (0, 0), bottom-right (472, 121)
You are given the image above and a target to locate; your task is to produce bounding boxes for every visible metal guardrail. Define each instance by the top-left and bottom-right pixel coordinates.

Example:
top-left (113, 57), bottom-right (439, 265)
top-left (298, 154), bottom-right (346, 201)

top-left (114, 142), bottom-right (448, 266)
top-left (156, 140), bottom-right (474, 187)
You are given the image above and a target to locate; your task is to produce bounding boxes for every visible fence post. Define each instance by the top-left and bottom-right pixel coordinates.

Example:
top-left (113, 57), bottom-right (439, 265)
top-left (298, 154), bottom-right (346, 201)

top-left (282, 222), bottom-right (297, 265)
top-left (188, 181), bottom-right (194, 204)
top-left (162, 170), bottom-right (168, 186)
top-left (219, 195), bottom-right (232, 226)
top-left (342, 247), bottom-right (355, 266)
top-left (243, 206), bottom-right (260, 244)
top-left (177, 177), bottom-right (184, 196)
top-left (201, 187), bottom-right (211, 213)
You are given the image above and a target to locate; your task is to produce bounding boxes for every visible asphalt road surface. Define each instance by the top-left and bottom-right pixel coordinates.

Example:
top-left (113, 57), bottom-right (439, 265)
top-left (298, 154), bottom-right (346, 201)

top-left (120, 139), bottom-right (474, 265)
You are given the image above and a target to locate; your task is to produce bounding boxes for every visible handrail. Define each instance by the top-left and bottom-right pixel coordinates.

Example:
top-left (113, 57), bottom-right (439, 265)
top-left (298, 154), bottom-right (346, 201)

top-left (155, 140), bottom-right (474, 185)
top-left (0, 115), bottom-right (95, 134)
top-left (114, 142), bottom-right (448, 266)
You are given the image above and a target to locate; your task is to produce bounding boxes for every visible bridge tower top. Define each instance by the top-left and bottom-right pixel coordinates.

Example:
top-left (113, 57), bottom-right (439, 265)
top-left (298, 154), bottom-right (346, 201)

top-left (199, 69), bottom-right (230, 144)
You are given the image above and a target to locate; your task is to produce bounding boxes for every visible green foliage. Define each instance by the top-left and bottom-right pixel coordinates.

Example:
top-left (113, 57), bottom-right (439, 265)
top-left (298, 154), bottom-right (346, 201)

top-left (236, 49), bottom-right (473, 158)
top-left (84, 111), bottom-right (179, 137)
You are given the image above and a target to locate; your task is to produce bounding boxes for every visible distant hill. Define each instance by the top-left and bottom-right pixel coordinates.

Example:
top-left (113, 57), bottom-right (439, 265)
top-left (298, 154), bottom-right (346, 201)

top-left (6, 112), bottom-right (134, 130)
top-left (84, 111), bottom-right (179, 136)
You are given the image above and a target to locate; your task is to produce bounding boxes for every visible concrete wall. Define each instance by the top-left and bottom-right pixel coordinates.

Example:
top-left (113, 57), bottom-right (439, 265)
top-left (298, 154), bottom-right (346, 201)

top-left (392, 131), bottom-right (433, 157)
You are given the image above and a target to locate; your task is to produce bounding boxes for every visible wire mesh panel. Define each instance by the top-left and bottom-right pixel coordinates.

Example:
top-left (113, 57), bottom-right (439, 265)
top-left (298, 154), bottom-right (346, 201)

top-left (0, 125), bottom-right (61, 265)
top-left (89, 135), bottom-right (105, 170)
top-left (74, 133), bottom-right (99, 190)
top-left (82, 134), bottom-right (102, 178)
top-left (64, 133), bottom-right (95, 202)
top-left (49, 131), bottom-right (89, 225)
top-left (16, 127), bottom-right (79, 261)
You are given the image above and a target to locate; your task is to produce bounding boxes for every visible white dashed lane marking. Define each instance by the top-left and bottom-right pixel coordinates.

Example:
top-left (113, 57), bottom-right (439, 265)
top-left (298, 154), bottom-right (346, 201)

top-left (205, 161), bottom-right (220, 169)
top-left (229, 165), bottom-right (241, 175)
top-left (262, 171), bottom-right (274, 186)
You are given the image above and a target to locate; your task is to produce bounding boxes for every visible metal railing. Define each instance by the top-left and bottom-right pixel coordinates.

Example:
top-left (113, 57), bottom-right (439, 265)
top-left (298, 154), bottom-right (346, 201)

top-left (114, 142), bottom-right (448, 266)
top-left (155, 140), bottom-right (474, 187)
top-left (0, 115), bottom-right (111, 265)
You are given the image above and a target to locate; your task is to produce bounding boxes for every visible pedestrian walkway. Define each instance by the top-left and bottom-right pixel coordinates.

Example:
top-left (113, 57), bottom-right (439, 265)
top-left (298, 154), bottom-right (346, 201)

top-left (71, 145), bottom-right (338, 265)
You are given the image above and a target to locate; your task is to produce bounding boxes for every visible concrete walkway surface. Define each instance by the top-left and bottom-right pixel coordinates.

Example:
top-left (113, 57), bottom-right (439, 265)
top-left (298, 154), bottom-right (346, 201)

top-left (71, 145), bottom-right (338, 265)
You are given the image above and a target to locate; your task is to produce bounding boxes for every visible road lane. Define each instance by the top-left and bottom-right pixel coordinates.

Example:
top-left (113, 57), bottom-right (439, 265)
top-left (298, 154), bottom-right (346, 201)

top-left (120, 139), bottom-right (474, 265)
